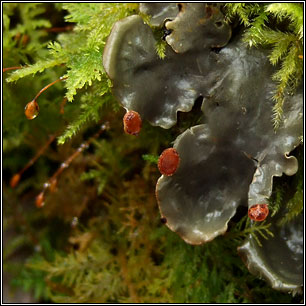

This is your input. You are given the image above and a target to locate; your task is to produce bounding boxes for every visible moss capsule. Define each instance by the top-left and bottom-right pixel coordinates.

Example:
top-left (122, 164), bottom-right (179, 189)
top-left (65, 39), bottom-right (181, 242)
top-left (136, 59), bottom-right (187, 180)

top-left (10, 174), bottom-right (21, 188)
top-left (36, 192), bottom-right (45, 208)
top-left (25, 100), bottom-right (39, 120)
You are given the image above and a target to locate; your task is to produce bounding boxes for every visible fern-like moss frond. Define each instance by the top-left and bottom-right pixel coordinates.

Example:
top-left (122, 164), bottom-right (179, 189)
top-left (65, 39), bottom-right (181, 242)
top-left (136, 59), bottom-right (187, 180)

top-left (64, 50), bottom-right (104, 102)
top-left (266, 3), bottom-right (303, 39)
top-left (227, 3), bottom-right (303, 130)
top-left (268, 33), bottom-right (296, 65)
top-left (246, 221), bottom-right (274, 247)
top-left (225, 3), bottom-right (261, 26)
top-left (6, 58), bottom-right (66, 82)
top-left (142, 154), bottom-right (159, 164)
top-left (269, 186), bottom-right (284, 217)
top-left (226, 216), bottom-right (274, 247)
top-left (271, 42), bottom-right (302, 129)
top-left (277, 187), bottom-right (303, 226)
top-left (57, 81), bottom-right (111, 145)
top-left (155, 40), bottom-right (167, 60)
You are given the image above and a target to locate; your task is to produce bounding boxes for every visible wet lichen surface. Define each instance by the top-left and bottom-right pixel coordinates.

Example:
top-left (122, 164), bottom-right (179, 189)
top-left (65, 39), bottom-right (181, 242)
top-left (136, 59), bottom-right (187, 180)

top-left (238, 209), bottom-right (303, 293)
top-left (103, 3), bottom-right (303, 293)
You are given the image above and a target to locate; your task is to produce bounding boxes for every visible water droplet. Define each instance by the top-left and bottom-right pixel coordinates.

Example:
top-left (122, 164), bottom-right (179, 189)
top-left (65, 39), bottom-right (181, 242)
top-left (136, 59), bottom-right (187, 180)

top-left (71, 217), bottom-right (78, 227)
top-left (43, 182), bottom-right (50, 189)
top-left (101, 122), bottom-right (110, 130)
top-left (25, 100), bottom-right (39, 120)
top-left (60, 162), bottom-right (68, 169)
top-left (80, 143), bottom-right (89, 149)
top-left (10, 174), bottom-right (21, 188)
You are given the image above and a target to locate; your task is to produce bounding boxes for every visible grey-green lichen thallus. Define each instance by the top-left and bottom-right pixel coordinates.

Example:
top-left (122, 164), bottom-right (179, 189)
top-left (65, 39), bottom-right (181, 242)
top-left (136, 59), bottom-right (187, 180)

top-left (103, 3), bottom-right (303, 293)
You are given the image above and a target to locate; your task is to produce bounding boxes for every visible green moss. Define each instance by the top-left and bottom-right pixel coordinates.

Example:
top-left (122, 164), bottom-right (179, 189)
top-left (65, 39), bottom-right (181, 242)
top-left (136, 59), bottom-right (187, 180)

top-left (225, 3), bottom-right (303, 130)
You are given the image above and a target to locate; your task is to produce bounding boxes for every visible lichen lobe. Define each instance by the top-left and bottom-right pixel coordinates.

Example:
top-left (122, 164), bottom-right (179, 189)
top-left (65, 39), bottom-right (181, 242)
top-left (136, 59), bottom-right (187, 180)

top-left (238, 212), bottom-right (303, 294)
top-left (156, 124), bottom-right (256, 245)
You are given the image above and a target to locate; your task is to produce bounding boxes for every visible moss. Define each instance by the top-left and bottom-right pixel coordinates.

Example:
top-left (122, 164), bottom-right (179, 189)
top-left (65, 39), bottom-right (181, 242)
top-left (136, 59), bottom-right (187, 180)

top-left (3, 3), bottom-right (303, 303)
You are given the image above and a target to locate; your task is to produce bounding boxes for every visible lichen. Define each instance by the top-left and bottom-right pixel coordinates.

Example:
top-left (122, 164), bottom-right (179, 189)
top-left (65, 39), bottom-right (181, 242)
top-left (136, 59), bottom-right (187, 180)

top-left (102, 2), bottom-right (303, 292)
top-left (165, 3), bottom-right (231, 53)
top-left (103, 4), bottom-right (231, 129)
top-left (238, 209), bottom-right (303, 294)
top-left (156, 124), bottom-right (256, 244)
top-left (139, 3), bottom-right (178, 27)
